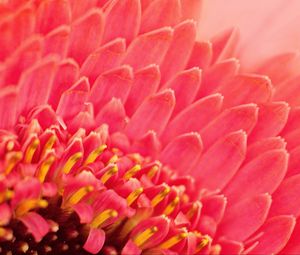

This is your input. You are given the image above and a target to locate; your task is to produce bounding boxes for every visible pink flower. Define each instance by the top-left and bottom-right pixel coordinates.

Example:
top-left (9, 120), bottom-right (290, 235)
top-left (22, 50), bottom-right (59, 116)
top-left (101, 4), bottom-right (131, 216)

top-left (0, 0), bottom-right (299, 254)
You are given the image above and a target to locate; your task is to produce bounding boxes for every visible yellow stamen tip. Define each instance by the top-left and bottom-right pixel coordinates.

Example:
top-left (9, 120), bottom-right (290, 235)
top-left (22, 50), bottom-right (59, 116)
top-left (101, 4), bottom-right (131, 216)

top-left (151, 185), bottom-right (171, 207)
top-left (37, 155), bottom-right (55, 182)
top-left (163, 196), bottom-right (180, 215)
top-left (158, 232), bottom-right (188, 249)
top-left (24, 138), bottom-right (40, 163)
top-left (16, 199), bottom-right (48, 217)
top-left (84, 144), bottom-right (107, 165)
top-left (147, 165), bottom-right (159, 179)
top-left (5, 151), bottom-right (23, 175)
top-left (127, 187), bottom-right (144, 206)
top-left (123, 164), bottom-right (142, 180)
top-left (41, 135), bottom-right (56, 158)
top-left (62, 152), bottom-right (83, 174)
top-left (100, 165), bottom-right (118, 184)
top-left (108, 154), bottom-right (119, 164)
top-left (67, 185), bottom-right (94, 205)
top-left (91, 209), bottom-right (118, 228)
top-left (133, 226), bottom-right (158, 247)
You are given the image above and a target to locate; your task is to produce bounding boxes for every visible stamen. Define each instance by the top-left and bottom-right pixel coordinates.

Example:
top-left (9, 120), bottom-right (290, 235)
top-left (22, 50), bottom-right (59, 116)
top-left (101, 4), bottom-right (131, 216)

top-left (67, 185), bottom-right (94, 205)
top-left (37, 155), bottom-right (55, 182)
top-left (186, 202), bottom-right (199, 219)
top-left (5, 151), bottom-right (22, 174)
top-left (158, 232), bottom-right (188, 249)
top-left (127, 187), bottom-right (144, 206)
top-left (84, 144), bottom-right (107, 165)
top-left (108, 154), bottom-right (119, 164)
top-left (16, 199), bottom-right (48, 217)
top-left (6, 140), bottom-right (14, 151)
top-left (0, 189), bottom-right (13, 203)
top-left (123, 164), bottom-right (142, 180)
top-left (100, 165), bottom-right (118, 184)
top-left (62, 152), bottom-right (83, 174)
top-left (147, 165), bottom-right (159, 179)
top-left (163, 196), bottom-right (180, 215)
top-left (133, 226), bottom-right (158, 247)
top-left (90, 209), bottom-right (118, 228)
top-left (24, 138), bottom-right (40, 163)
top-left (196, 235), bottom-right (211, 252)
top-left (41, 135), bottom-right (56, 158)
top-left (151, 185), bottom-right (171, 207)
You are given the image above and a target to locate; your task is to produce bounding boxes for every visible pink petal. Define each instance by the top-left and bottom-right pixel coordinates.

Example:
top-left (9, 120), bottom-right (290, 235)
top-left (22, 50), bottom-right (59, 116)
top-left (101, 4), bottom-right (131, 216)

top-left (160, 132), bottom-right (203, 174)
top-left (131, 130), bottom-right (162, 158)
top-left (245, 136), bottom-right (286, 164)
top-left (0, 203), bottom-right (12, 225)
top-left (56, 77), bottom-right (90, 120)
top-left (48, 58), bottom-right (79, 110)
top-left (122, 27), bottom-right (174, 69)
top-left (280, 221), bottom-right (300, 255)
top-left (162, 94), bottom-right (223, 144)
top-left (20, 212), bottom-right (50, 242)
top-left (270, 174), bottom-right (300, 217)
top-left (274, 75), bottom-right (300, 106)
top-left (283, 129), bottom-right (300, 151)
top-left (218, 194), bottom-right (271, 241)
top-left (73, 202), bottom-right (94, 224)
top-left (193, 130), bottom-right (246, 190)
top-left (162, 67), bottom-right (201, 117)
top-left (200, 104), bottom-right (258, 149)
top-left (0, 86), bottom-right (17, 129)
top-left (256, 52), bottom-right (300, 85)
top-left (201, 195), bottom-right (227, 224)
top-left (248, 102), bottom-right (290, 143)
top-left (44, 25), bottom-right (70, 58)
top-left (287, 146), bottom-right (300, 177)
top-left (102, 0), bottom-right (141, 43)
top-left (180, 0), bottom-right (203, 21)
top-left (281, 106), bottom-right (300, 135)
top-left (125, 64), bottom-right (161, 116)
top-left (122, 239), bottom-right (142, 255)
top-left (18, 56), bottom-right (58, 114)
top-left (69, 0), bottom-right (98, 20)
top-left (223, 149), bottom-right (289, 203)
top-left (80, 38), bottom-right (126, 84)
top-left (89, 65), bottom-right (133, 114)
top-left (36, 0), bottom-right (71, 34)
top-left (198, 58), bottom-right (239, 97)
top-left (217, 74), bottom-right (273, 108)
top-left (125, 89), bottom-right (175, 140)
top-left (140, 0), bottom-right (181, 33)
top-left (83, 228), bottom-right (105, 254)
top-left (95, 98), bottom-right (127, 133)
top-left (249, 216), bottom-right (296, 254)
top-left (211, 27), bottom-right (239, 63)
top-left (187, 41), bottom-right (212, 70)
top-left (160, 20), bottom-right (197, 84)
top-left (218, 239), bottom-right (244, 255)
top-left (68, 8), bottom-right (104, 65)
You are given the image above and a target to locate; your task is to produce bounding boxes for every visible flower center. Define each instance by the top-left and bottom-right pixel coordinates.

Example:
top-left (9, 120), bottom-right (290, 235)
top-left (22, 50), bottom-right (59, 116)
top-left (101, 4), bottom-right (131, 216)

top-left (0, 119), bottom-right (215, 255)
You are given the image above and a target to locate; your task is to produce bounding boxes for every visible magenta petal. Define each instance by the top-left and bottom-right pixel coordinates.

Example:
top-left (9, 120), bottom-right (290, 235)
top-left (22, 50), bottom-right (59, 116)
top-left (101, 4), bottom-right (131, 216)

top-left (223, 149), bottom-right (289, 202)
top-left (122, 239), bottom-right (142, 255)
top-left (140, 0), bottom-right (181, 33)
top-left (160, 20), bottom-right (197, 84)
top-left (270, 174), bottom-right (300, 217)
top-left (201, 195), bottom-right (227, 224)
top-left (218, 194), bottom-right (271, 241)
top-left (20, 212), bottom-right (50, 242)
top-left (80, 38), bottom-right (126, 84)
top-left (102, 0), bottom-right (141, 43)
top-left (68, 8), bottom-right (104, 65)
top-left (125, 64), bottom-right (161, 116)
top-left (122, 27), bottom-right (174, 69)
top-left (249, 216), bottom-right (296, 254)
top-left (160, 132), bottom-right (203, 174)
top-left (69, 0), bottom-right (98, 20)
top-left (0, 203), bottom-right (12, 225)
top-left (187, 41), bottom-right (212, 70)
top-left (125, 89), bottom-right (175, 140)
top-left (73, 202), bottom-right (94, 224)
top-left (0, 86), bottom-right (17, 129)
top-left (83, 228), bottom-right (105, 254)
top-left (218, 239), bottom-right (244, 255)
top-left (280, 221), bottom-right (300, 255)
top-left (89, 65), bottom-right (133, 114)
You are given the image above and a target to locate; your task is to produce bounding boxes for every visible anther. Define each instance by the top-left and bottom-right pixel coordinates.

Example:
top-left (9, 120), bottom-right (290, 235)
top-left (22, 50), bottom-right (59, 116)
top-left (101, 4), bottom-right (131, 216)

top-left (62, 152), bottom-right (83, 174)
top-left (186, 202), bottom-right (200, 219)
top-left (158, 232), bottom-right (188, 249)
top-left (24, 138), bottom-right (40, 163)
top-left (16, 199), bottom-right (48, 217)
top-left (151, 185), bottom-right (171, 207)
top-left (123, 164), bottom-right (142, 180)
top-left (67, 185), bottom-right (94, 205)
top-left (196, 235), bottom-right (211, 252)
top-left (84, 144), bottom-right (107, 165)
top-left (41, 135), bottom-right (56, 158)
top-left (108, 154), bottom-right (118, 164)
top-left (37, 155), bottom-right (55, 182)
top-left (163, 196), bottom-right (180, 215)
top-left (147, 165), bottom-right (159, 179)
top-left (5, 151), bottom-right (22, 174)
top-left (91, 209), bottom-right (118, 228)
top-left (0, 189), bottom-right (13, 203)
top-left (127, 187), bottom-right (144, 206)
top-left (133, 226), bottom-right (158, 247)
top-left (101, 165), bottom-right (118, 184)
